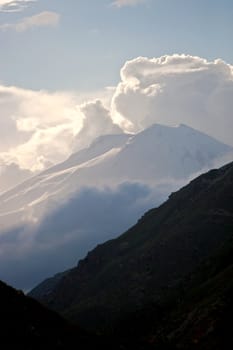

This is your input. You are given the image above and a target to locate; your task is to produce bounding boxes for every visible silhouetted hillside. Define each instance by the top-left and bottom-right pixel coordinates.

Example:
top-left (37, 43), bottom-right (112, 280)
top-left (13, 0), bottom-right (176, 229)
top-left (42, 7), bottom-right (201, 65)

top-left (30, 161), bottom-right (233, 339)
top-left (113, 235), bottom-right (233, 349)
top-left (0, 280), bottom-right (110, 349)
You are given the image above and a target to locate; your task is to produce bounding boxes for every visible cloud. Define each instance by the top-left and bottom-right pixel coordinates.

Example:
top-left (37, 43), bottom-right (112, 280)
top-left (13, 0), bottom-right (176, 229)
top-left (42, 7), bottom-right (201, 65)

top-left (111, 54), bottom-right (233, 146)
top-left (112, 0), bottom-right (146, 8)
top-left (0, 84), bottom-right (122, 176)
top-left (0, 54), bottom-right (233, 190)
top-left (0, 181), bottom-right (172, 289)
top-left (0, 11), bottom-right (60, 32)
top-left (0, 162), bottom-right (32, 193)
top-left (0, 0), bottom-right (35, 12)
top-left (0, 85), bottom-right (82, 171)
top-left (73, 100), bottom-right (122, 151)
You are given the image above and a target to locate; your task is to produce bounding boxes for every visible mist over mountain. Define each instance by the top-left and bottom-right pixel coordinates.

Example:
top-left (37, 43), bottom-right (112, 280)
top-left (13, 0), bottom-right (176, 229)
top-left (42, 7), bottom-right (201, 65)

top-left (0, 123), bottom-right (232, 290)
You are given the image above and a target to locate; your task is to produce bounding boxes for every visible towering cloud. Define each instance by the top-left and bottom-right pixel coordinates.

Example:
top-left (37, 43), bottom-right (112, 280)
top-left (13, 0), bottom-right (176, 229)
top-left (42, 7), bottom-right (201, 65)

top-left (111, 55), bottom-right (233, 146)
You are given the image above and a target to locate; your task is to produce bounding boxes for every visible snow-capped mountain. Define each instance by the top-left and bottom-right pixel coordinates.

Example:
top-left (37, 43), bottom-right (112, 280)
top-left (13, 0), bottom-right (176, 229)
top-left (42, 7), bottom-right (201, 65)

top-left (0, 123), bottom-right (232, 289)
top-left (0, 123), bottom-right (231, 223)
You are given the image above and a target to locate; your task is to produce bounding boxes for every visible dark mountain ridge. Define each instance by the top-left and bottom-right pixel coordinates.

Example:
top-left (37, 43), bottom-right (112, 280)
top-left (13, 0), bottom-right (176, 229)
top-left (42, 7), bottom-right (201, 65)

top-left (0, 280), bottom-right (92, 349)
top-left (30, 161), bottom-right (233, 334)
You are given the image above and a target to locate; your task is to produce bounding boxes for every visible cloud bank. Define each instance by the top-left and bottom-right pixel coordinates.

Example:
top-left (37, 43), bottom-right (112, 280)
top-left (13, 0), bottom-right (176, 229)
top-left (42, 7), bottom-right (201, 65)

top-left (0, 11), bottom-right (60, 32)
top-left (0, 182), bottom-right (171, 289)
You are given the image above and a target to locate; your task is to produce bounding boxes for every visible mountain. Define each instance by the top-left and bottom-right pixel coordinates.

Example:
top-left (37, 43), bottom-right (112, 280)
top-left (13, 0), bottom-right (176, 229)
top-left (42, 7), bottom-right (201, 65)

top-left (0, 279), bottom-right (98, 349)
top-left (2, 163), bottom-right (233, 349)
top-left (112, 234), bottom-right (233, 349)
top-left (0, 123), bottom-right (232, 290)
top-left (1, 279), bottom-right (142, 350)
top-left (29, 161), bottom-right (233, 336)
top-left (152, 235), bottom-right (233, 349)
top-left (0, 124), bottom-right (231, 228)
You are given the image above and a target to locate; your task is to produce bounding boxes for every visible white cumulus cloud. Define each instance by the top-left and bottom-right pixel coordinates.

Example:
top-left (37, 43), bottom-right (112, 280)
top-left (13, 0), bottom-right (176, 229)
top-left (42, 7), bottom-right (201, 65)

top-left (111, 54), bottom-right (233, 146)
top-left (0, 11), bottom-right (60, 32)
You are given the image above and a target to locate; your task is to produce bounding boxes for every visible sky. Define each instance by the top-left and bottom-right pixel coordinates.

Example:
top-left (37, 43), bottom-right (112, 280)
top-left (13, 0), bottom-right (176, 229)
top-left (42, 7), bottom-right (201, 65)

top-left (0, 0), bottom-right (233, 191)
top-left (0, 0), bottom-right (233, 90)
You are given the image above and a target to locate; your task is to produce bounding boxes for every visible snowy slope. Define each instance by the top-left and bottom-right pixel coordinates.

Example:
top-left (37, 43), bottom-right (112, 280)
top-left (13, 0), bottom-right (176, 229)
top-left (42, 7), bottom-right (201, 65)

top-left (0, 133), bottom-right (131, 229)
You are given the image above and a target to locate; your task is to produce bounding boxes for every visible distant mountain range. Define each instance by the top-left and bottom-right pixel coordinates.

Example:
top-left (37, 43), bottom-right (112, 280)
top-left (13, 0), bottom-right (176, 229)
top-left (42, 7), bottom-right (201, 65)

top-left (30, 161), bottom-right (233, 342)
top-left (0, 123), bottom-right (232, 290)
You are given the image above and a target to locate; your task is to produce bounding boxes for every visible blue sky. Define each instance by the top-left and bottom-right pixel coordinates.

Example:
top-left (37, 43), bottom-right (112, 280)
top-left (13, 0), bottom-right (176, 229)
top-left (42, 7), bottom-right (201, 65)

top-left (0, 0), bottom-right (232, 90)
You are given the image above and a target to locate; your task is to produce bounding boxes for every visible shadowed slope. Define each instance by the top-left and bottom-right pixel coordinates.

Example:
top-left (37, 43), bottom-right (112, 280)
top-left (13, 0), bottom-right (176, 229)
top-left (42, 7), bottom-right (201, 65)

top-left (30, 161), bottom-right (233, 333)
